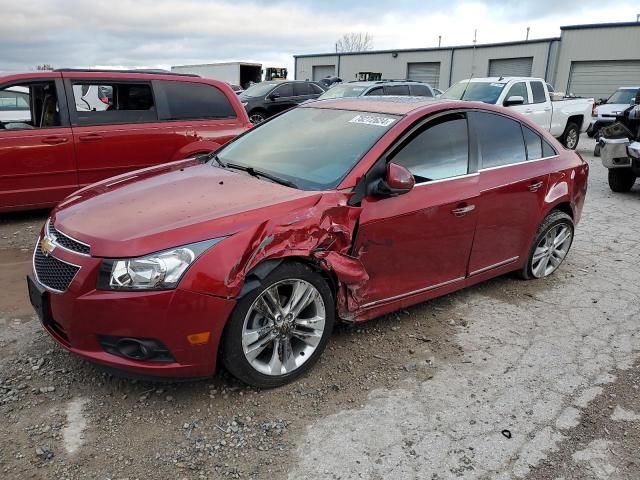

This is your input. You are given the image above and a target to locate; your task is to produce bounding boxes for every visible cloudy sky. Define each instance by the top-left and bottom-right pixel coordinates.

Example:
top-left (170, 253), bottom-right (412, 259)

top-left (2, 0), bottom-right (639, 74)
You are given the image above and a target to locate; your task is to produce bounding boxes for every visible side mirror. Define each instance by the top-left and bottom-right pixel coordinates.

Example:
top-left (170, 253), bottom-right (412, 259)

top-left (504, 95), bottom-right (524, 106)
top-left (268, 92), bottom-right (281, 101)
top-left (371, 163), bottom-right (415, 197)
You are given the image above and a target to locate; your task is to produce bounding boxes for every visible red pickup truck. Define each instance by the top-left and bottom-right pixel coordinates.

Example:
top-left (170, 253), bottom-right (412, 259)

top-left (0, 69), bottom-right (251, 212)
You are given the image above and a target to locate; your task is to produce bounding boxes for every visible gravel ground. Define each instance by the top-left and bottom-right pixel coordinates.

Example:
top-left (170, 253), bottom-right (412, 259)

top-left (1, 135), bottom-right (638, 479)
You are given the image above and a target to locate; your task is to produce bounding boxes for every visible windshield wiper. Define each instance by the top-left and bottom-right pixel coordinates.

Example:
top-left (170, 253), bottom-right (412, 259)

top-left (225, 163), bottom-right (298, 189)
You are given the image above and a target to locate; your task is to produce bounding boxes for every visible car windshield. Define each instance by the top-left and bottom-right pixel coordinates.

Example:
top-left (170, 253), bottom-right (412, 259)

top-left (607, 89), bottom-right (637, 104)
top-left (442, 81), bottom-right (506, 104)
top-left (318, 85), bottom-right (369, 99)
top-left (240, 82), bottom-right (278, 98)
top-left (215, 107), bottom-right (399, 190)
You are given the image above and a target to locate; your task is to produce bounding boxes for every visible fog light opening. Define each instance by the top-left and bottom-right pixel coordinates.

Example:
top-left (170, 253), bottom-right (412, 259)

top-left (116, 338), bottom-right (153, 360)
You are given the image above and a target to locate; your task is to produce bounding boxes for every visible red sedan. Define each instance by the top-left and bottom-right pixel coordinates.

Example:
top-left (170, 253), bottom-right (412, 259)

top-left (27, 97), bottom-right (588, 387)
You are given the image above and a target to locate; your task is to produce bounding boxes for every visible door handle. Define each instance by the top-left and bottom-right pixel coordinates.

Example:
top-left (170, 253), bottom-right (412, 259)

top-left (451, 204), bottom-right (475, 217)
top-left (41, 136), bottom-right (68, 145)
top-left (528, 181), bottom-right (544, 192)
top-left (525, 109), bottom-right (533, 113)
top-left (544, 107), bottom-right (551, 112)
top-left (78, 134), bottom-right (103, 141)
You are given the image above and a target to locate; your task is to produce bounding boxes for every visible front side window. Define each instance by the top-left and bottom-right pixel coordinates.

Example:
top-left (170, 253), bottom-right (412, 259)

top-left (240, 82), bottom-right (279, 98)
top-left (71, 82), bottom-right (155, 125)
top-left (160, 81), bottom-right (235, 120)
top-left (474, 112), bottom-right (526, 168)
top-left (391, 113), bottom-right (469, 183)
top-left (505, 82), bottom-right (529, 104)
top-left (0, 82), bottom-right (60, 129)
top-left (216, 107), bottom-right (399, 190)
top-left (365, 87), bottom-right (384, 96)
top-left (273, 83), bottom-right (293, 97)
top-left (530, 81), bottom-right (547, 104)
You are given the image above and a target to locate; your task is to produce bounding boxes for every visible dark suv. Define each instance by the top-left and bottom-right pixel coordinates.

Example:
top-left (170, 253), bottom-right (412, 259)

top-left (239, 80), bottom-right (325, 124)
top-left (317, 79), bottom-right (435, 100)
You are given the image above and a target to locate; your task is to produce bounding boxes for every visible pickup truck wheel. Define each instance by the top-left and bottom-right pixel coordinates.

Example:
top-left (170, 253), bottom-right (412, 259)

top-left (561, 123), bottom-right (580, 150)
top-left (221, 262), bottom-right (335, 388)
top-left (519, 210), bottom-right (574, 280)
top-left (608, 169), bottom-right (636, 192)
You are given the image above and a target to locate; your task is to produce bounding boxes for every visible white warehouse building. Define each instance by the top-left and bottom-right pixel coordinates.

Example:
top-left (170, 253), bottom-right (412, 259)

top-left (294, 21), bottom-right (640, 100)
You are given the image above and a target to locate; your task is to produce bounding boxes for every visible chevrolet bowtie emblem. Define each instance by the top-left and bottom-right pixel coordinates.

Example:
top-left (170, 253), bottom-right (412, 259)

top-left (41, 237), bottom-right (56, 256)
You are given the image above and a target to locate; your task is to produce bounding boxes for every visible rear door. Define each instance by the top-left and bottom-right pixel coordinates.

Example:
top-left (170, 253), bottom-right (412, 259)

top-left (65, 76), bottom-right (176, 186)
top-left (527, 80), bottom-right (552, 131)
top-left (0, 77), bottom-right (77, 210)
top-left (466, 111), bottom-right (553, 276)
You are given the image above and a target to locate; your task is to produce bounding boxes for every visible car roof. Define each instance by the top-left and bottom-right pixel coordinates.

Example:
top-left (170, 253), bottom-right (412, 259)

top-left (302, 96), bottom-right (448, 115)
top-left (461, 77), bottom-right (545, 83)
top-left (344, 80), bottom-right (428, 87)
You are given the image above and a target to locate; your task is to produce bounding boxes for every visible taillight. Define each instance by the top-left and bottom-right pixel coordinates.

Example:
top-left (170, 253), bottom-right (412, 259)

top-left (591, 103), bottom-right (597, 117)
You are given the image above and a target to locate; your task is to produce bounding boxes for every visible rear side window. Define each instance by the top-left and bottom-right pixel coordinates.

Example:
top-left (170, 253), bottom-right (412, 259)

top-left (522, 125), bottom-right (543, 159)
top-left (71, 82), bottom-right (156, 125)
top-left (474, 112), bottom-right (526, 168)
top-left (391, 113), bottom-right (469, 183)
top-left (160, 81), bottom-right (236, 120)
top-left (385, 85), bottom-right (410, 96)
top-left (530, 81), bottom-right (546, 104)
top-left (293, 83), bottom-right (311, 96)
top-left (409, 84), bottom-right (433, 97)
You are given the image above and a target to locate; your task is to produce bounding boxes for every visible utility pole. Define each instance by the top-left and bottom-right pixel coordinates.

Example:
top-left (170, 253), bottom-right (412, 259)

top-left (471, 29), bottom-right (477, 76)
top-left (438, 35), bottom-right (442, 48)
top-left (526, 27), bottom-right (530, 40)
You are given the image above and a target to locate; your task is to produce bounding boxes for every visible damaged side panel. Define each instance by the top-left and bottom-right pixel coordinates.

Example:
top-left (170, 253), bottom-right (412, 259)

top-left (182, 193), bottom-right (369, 319)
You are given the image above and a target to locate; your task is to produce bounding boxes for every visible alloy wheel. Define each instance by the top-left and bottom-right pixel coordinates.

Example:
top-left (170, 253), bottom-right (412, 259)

top-left (531, 223), bottom-right (573, 278)
top-left (565, 129), bottom-right (578, 149)
top-left (241, 279), bottom-right (326, 376)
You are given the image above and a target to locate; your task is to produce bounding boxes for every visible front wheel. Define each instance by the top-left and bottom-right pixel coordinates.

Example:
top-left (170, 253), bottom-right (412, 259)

top-left (248, 110), bottom-right (268, 125)
top-left (560, 122), bottom-right (580, 150)
top-left (221, 262), bottom-right (334, 388)
top-left (519, 210), bottom-right (574, 280)
top-left (608, 169), bottom-right (636, 192)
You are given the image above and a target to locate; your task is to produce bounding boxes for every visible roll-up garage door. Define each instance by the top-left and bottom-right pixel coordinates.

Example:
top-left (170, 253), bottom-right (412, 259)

top-left (312, 65), bottom-right (335, 81)
top-left (407, 62), bottom-right (440, 88)
top-left (567, 60), bottom-right (640, 100)
top-left (488, 57), bottom-right (533, 77)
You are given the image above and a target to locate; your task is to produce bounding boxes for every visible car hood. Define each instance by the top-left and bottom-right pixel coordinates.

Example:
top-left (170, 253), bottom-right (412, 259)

top-left (52, 161), bottom-right (322, 258)
top-left (596, 103), bottom-right (629, 116)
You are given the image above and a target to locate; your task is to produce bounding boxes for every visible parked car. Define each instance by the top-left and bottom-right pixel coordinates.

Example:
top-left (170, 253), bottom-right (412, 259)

top-left (588, 86), bottom-right (640, 137)
top-left (316, 80), bottom-right (435, 100)
top-left (0, 69), bottom-right (251, 212)
top-left (29, 96), bottom-right (588, 387)
top-left (318, 76), bottom-right (343, 89)
top-left (597, 91), bottom-right (640, 192)
top-left (443, 77), bottom-right (594, 149)
top-left (239, 80), bottom-right (325, 124)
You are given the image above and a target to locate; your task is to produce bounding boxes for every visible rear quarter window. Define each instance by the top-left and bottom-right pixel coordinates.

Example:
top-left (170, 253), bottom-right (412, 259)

top-left (159, 81), bottom-right (236, 120)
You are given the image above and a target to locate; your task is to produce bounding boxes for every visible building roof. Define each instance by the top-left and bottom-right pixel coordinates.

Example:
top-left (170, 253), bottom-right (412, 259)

top-left (560, 21), bottom-right (640, 31)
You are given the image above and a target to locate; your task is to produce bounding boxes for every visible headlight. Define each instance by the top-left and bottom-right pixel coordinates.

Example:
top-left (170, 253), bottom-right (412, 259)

top-left (97, 238), bottom-right (224, 291)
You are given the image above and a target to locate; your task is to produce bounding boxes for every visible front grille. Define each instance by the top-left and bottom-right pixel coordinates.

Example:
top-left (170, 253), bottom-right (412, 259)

top-left (47, 221), bottom-right (90, 255)
top-left (34, 246), bottom-right (80, 292)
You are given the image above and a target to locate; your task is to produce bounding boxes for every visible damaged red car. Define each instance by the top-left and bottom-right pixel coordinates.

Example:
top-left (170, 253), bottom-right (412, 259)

top-left (28, 97), bottom-right (588, 387)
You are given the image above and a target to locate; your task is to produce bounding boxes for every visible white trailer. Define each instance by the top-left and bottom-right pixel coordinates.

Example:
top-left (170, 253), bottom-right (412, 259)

top-left (171, 62), bottom-right (262, 89)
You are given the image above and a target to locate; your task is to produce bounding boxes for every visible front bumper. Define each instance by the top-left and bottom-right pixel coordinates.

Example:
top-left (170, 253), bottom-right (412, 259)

top-left (588, 118), bottom-right (615, 135)
top-left (599, 137), bottom-right (640, 173)
top-left (28, 239), bottom-right (236, 378)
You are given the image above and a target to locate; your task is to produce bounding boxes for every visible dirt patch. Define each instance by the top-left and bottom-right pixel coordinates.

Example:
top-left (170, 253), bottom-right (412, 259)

top-left (0, 248), bottom-right (34, 318)
top-left (0, 210), bottom-right (47, 251)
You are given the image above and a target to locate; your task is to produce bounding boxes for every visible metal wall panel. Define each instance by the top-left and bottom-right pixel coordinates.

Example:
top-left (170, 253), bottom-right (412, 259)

top-left (407, 62), bottom-right (441, 86)
top-left (567, 60), bottom-right (640, 99)
top-left (487, 57), bottom-right (533, 77)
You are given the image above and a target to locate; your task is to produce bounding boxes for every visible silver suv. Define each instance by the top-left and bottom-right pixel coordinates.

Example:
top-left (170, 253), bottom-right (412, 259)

top-left (316, 80), bottom-right (435, 100)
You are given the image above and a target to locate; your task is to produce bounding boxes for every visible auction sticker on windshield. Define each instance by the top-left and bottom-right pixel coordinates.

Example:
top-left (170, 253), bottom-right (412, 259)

top-left (349, 114), bottom-right (396, 127)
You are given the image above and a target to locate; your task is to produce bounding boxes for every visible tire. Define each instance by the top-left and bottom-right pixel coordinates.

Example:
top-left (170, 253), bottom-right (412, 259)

top-left (593, 143), bottom-right (601, 157)
top-left (519, 210), bottom-right (574, 280)
top-left (608, 169), bottom-right (636, 193)
top-left (560, 122), bottom-right (580, 150)
top-left (221, 262), bottom-right (335, 388)
top-left (248, 110), bottom-right (268, 125)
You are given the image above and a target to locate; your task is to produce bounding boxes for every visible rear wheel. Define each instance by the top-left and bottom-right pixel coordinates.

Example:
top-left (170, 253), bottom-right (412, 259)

top-left (519, 210), bottom-right (574, 280)
top-left (560, 122), bottom-right (580, 150)
top-left (608, 169), bottom-right (636, 192)
top-left (221, 262), bottom-right (334, 388)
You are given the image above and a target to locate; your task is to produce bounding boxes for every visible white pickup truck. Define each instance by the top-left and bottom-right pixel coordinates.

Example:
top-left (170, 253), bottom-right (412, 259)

top-left (443, 77), bottom-right (594, 149)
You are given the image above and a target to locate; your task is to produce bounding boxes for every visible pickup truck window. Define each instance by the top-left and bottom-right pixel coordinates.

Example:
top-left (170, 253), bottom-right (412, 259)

top-left (505, 82), bottom-right (530, 104)
top-left (442, 81), bottom-right (506, 104)
top-left (530, 81), bottom-right (547, 104)
top-left (474, 112), bottom-right (526, 168)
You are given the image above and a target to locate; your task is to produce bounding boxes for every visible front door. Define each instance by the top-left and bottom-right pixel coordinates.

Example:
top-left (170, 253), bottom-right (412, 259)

top-left (467, 111), bottom-right (551, 275)
top-left (265, 83), bottom-right (297, 116)
top-left (354, 113), bottom-right (479, 306)
top-left (0, 78), bottom-right (77, 210)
